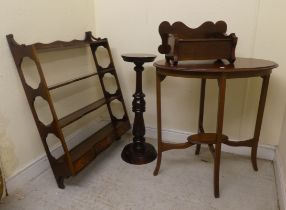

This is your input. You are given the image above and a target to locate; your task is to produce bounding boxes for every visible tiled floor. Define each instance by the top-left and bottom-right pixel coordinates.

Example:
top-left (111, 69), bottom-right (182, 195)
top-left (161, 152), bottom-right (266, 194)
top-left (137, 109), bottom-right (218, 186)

top-left (0, 137), bottom-right (279, 210)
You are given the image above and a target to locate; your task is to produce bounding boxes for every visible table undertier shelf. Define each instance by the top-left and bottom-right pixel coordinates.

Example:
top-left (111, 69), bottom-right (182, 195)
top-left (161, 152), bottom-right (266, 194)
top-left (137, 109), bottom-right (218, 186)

top-left (187, 133), bottom-right (228, 144)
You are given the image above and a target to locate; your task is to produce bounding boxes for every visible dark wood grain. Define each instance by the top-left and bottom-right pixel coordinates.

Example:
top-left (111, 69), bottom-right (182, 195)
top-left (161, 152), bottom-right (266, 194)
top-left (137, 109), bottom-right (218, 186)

top-left (154, 59), bottom-right (277, 197)
top-left (48, 72), bottom-right (99, 90)
top-left (154, 58), bottom-right (278, 74)
top-left (58, 95), bottom-right (120, 128)
top-left (0, 166), bottom-right (4, 199)
top-left (33, 31), bottom-right (103, 52)
top-left (154, 73), bottom-right (163, 176)
top-left (58, 120), bottom-right (130, 174)
top-left (121, 54), bottom-right (157, 164)
top-left (153, 21), bottom-right (278, 198)
top-left (188, 133), bottom-right (228, 144)
top-left (195, 79), bottom-right (206, 155)
top-left (59, 98), bottom-right (106, 128)
top-left (251, 75), bottom-right (270, 171)
top-left (6, 32), bottom-right (131, 188)
top-left (158, 21), bottom-right (237, 64)
top-left (122, 53), bottom-right (157, 63)
top-left (213, 77), bottom-right (226, 198)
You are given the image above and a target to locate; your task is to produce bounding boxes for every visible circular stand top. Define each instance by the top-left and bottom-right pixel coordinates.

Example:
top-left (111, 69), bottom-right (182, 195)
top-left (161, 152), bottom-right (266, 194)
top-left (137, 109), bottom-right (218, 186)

top-left (122, 53), bottom-right (156, 63)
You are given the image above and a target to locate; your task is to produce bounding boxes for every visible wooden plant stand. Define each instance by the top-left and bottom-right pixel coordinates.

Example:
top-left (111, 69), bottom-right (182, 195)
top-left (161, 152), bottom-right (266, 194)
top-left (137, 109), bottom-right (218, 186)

top-left (121, 54), bottom-right (157, 164)
top-left (7, 32), bottom-right (131, 188)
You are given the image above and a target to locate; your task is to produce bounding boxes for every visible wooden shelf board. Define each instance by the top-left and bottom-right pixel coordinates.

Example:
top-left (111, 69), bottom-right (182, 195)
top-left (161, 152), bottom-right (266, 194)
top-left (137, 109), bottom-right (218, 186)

top-left (48, 72), bottom-right (98, 90)
top-left (70, 122), bottom-right (115, 162)
top-left (59, 98), bottom-right (106, 128)
top-left (58, 95), bottom-right (120, 128)
top-left (57, 120), bottom-right (131, 174)
top-left (48, 68), bottom-right (115, 91)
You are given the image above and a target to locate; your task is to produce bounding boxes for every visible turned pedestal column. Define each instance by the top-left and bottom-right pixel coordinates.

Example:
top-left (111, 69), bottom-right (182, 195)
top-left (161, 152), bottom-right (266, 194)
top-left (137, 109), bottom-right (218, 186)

top-left (121, 53), bottom-right (157, 164)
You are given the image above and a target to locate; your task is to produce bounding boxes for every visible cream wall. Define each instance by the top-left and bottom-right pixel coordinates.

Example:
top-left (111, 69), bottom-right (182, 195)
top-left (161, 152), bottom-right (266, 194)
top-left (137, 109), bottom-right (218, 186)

top-left (0, 0), bottom-right (97, 178)
top-left (252, 0), bottom-right (286, 191)
top-left (1, 0), bottom-right (286, 187)
top-left (243, 0), bottom-right (286, 146)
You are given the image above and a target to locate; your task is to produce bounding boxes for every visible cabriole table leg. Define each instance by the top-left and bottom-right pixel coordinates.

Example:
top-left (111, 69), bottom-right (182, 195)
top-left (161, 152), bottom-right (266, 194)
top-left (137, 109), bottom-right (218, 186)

top-left (214, 77), bottom-right (226, 198)
top-left (251, 75), bottom-right (270, 171)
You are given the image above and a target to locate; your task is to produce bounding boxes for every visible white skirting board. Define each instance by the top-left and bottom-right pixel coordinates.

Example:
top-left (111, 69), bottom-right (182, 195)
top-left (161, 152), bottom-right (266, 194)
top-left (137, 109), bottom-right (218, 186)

top-left (274, 150), bottom-right (286, 210)
top-left (5, 120), bottom-right (109, 194)
top-left (6, 124), bottom-right (277, 197)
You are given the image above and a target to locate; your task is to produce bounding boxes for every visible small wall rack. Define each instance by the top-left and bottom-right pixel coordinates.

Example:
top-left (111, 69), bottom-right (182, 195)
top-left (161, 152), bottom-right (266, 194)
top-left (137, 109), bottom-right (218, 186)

top-left (6, 32), bottom-right (131, 188)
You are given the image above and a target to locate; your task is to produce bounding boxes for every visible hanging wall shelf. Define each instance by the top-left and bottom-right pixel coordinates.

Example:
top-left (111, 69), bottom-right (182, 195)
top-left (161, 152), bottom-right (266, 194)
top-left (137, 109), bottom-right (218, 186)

top-left (7, 32), bottom-right (131, 188)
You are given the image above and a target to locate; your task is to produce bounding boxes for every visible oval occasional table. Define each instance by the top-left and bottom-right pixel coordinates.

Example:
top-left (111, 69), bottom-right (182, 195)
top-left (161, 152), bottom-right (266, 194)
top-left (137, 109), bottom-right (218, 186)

top-left (153, 58), bottom-right (278, 197)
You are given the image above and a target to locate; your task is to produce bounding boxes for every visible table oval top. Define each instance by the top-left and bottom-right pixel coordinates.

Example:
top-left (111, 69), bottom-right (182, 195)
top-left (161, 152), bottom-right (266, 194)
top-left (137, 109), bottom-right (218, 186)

top-left (154, 58), bottom-right (278, 78)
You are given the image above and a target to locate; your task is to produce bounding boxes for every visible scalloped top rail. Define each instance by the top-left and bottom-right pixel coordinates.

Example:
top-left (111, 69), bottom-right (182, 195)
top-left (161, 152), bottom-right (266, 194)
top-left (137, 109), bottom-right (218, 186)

top-left (6, 31), bottom-right (105, 52)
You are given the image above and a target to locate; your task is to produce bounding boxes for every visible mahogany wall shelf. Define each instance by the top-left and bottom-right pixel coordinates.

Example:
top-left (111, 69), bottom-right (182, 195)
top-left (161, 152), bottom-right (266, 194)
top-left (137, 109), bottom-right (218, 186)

top-left (6, 32), bottom-right (131, 188)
